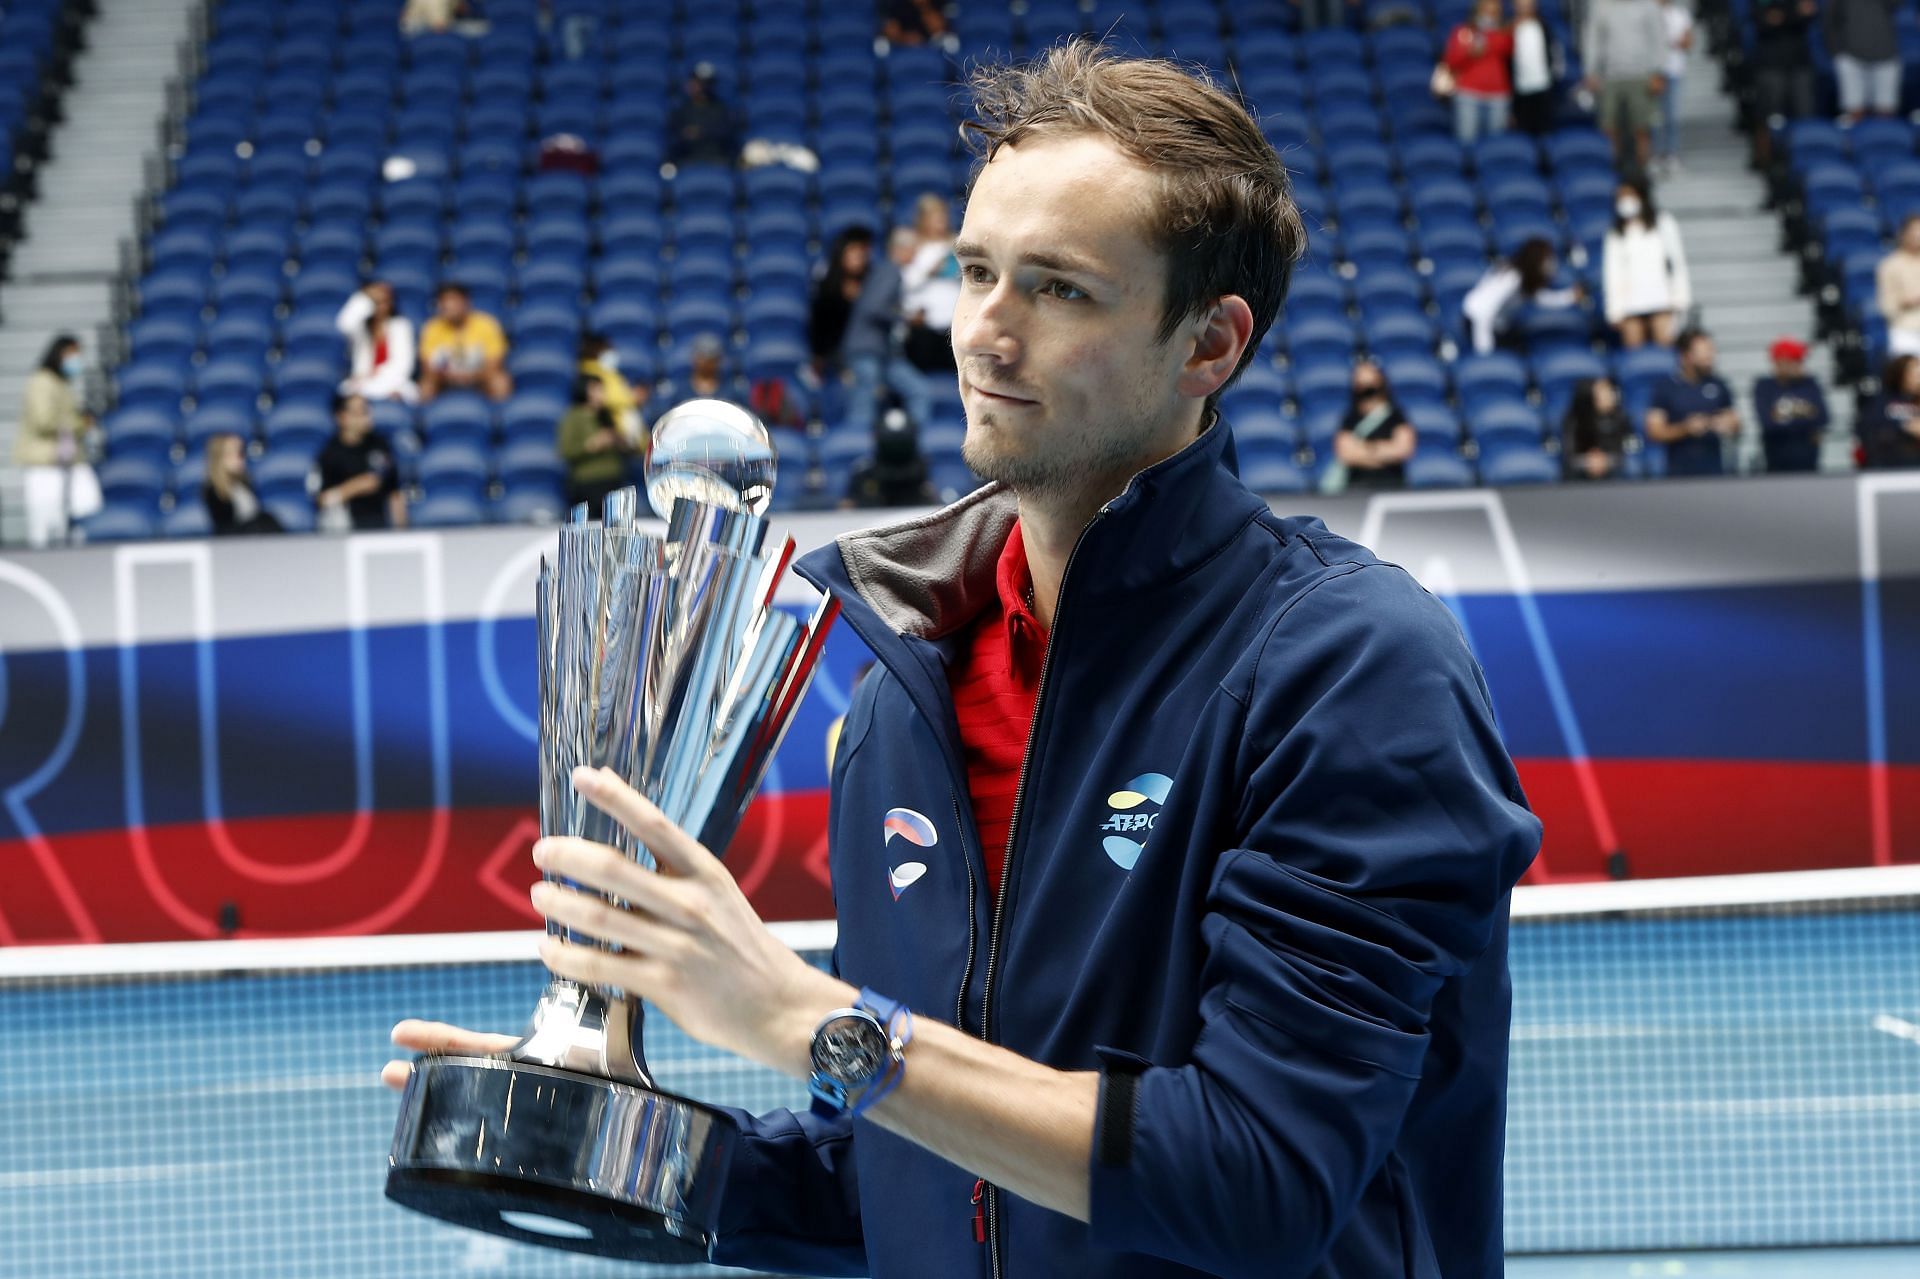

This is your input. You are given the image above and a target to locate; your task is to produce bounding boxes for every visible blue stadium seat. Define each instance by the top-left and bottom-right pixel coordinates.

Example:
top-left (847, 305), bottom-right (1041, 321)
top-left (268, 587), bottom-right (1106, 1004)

top-left (119, 360), bottom-right (190, 413)
top-left (98, 454), bottom-right (168, 508)
top-left (264, 402), bottom-right (334, 455)
top-left (496, 439), bottom-right (566, 491)
top-left (78, 503), bottom-right (160, 543)
top-left (1479, 443), bottom-right (1559, 486)
top-left (417, 435), bottom-right (491, 497)
top-left (104, 405), bottom-right (180, 463)
top-left (272, 357), bottom-right (343, 405)
top-left (129, 315), bottom-right (201, 364)
top-left (254, 448), bottom-right (320, 504)
top-left (1614, 344), bottom-right (1677, 391)
top-left (1532, 348), bottom-right (1607, 399)
top-left (500, 392), bottom-right (568, 447)
top-left (421, 394), bottom-right (494, 446)
top-left (1406, 449), bottom-right (1476, 489)
top-left (1467, 399), bottom-right (1547, 448)
top-left (508, 347), bottom-right (577, 398)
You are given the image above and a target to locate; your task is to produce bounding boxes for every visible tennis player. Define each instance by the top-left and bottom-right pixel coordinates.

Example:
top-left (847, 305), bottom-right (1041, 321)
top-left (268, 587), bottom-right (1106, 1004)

top-left (388, 44), bottom-right (1542, 1278)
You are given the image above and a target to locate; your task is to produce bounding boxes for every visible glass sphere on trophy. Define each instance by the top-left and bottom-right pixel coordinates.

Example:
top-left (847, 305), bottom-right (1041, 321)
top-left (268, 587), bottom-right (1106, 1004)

top-left (385, 400), bottom-right (836, 1260)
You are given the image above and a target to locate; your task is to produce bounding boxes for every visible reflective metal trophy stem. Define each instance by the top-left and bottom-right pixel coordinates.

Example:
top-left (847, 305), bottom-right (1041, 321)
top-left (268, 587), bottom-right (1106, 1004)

top-left (385, 401), bottom-right (839, 1261)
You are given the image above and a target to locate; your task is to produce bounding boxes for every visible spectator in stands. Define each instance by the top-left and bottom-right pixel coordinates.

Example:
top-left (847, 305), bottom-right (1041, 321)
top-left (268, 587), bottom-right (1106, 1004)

top-left (1750, 0), bottom-right (1817, 170)
top-left (1508, 0), bottom-right (1561, 135)
top-left (810, 226), bottom-right (874, 367)
top-left (13, 333), bottom-right (100, 548)
top-left (578, 332), bottom-right (647, 450)
top-left (882, 0), bottom-right (948, 45)
top-left (1561, 377), bottom-right (1635, 479)
top-left (1875, 216), bottom-right (1920, 358)
top-left (901, 193), bottom-right (962, 375)
top-left (315, 392), bottom-right (406, 531)
top-left (1860, 354), bottom-right (1920, 469)
top-left (844, 413), bottom-right (940, 508)
top-left (336, 282), bottom-right (418, 405)
top-left (1462, 237), bottom-right (1584, 354)
top-left (1332, 359), bottom-right (1415, 490)
top-left (1602, 176), bottom-right (1691, 349)
top-left (201, 432), bottom-right (281, 535)
top-left (1752, 338), bottom-right (1829, 473)
top-left (1444, 0), bottom-right (1515, 145)
top-left (418, 284), bottom-right (512, 404)
top-left (1825, 0), bottom-right (1902, 123)
top-left (558, 375), bottom-right (639, 518)
top-left (1582, 0), bottom-right (1668, 174)
top-left (401, 0), bottom-right (460, 34)
top-left (658, 334), bottom-right (745, 411)
top-left (1646, 327), bottom-right (1739, 476)
top-left (841, 222), bottom-right (936, 433)
top-left (669, 64), bottom-right (740, 168)
top-left (1655, 0), bottom-right (1694, 175)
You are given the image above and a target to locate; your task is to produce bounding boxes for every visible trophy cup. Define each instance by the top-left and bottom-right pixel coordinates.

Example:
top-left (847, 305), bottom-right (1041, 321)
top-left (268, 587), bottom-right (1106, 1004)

top-left (386, 400), bottom-right (839, 1261)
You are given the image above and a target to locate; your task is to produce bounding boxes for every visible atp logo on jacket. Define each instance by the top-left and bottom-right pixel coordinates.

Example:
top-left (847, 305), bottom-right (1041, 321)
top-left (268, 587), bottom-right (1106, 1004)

top-left (1099, 773), bottom-right (1172, 870)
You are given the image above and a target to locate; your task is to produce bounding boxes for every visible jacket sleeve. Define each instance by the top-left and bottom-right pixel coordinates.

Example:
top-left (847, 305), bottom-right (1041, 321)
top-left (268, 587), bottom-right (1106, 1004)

top-left (707, 1104), bottom-right (868, 1276)
top-left (1085, 566), bottom-right (1541, 1279)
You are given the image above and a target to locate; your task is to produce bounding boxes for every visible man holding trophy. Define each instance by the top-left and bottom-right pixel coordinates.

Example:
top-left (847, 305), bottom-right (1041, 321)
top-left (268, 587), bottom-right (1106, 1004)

top-left (385, 44), bottom-right (1542, 1279)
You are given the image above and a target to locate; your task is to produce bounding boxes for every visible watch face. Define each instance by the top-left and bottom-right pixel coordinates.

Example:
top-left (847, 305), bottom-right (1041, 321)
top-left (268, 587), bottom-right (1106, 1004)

top-left (813, 1014), bottom-right (887, 1087)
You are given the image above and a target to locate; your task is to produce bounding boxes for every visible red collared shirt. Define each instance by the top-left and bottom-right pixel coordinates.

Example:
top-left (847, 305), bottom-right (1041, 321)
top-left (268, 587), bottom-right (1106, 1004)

top-left (946, 520), bottom-right (1049, 897)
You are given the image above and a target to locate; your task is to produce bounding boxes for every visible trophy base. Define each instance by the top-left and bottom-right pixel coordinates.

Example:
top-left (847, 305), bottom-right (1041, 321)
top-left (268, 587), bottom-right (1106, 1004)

top-left (386, 1054), bottom-right (737, 1262)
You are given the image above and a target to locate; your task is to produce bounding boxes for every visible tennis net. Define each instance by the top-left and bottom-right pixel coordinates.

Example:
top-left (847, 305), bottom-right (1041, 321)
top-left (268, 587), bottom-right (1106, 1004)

top-left (2, 868), bottom-right (1916, 1276)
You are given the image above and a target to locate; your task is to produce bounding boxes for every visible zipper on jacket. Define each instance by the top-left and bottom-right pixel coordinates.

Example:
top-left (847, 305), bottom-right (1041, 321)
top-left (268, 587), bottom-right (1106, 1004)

top-left (951, 793), bottom-right (978, 1032)
top-left (975, 506), bottom-right (1106, 1279)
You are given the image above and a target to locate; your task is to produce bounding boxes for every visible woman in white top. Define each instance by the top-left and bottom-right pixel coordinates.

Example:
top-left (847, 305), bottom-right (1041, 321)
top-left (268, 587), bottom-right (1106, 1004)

top-left (1602, 176), bottom-right (1691, 348)
top-left (899, 192), bottom-right (961, 374)
top-left (335, 281), bottom-right (418, 403)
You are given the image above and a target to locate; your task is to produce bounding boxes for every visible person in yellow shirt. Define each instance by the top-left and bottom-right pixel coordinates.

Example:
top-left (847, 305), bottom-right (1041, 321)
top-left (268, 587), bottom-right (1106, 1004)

top-left (417, 283), bottom-right (513, 402)
top-left (577, 331), bottom-right (648, 452)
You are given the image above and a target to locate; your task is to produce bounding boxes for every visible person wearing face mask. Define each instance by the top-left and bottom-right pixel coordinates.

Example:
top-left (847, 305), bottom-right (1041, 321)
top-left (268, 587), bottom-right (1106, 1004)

top-left (578, 331), bottom-right (647, 451)
top-left (1646, 327), bottom-right (1739, 476)
top-left (14, 333), bottom-right (102, 547)
top-left (1331, 359), bottom-right (1416, 490)
top-left (1443, 0), bottom-right (1515, 145)
top-left (1602, 176), bottom-right (1691, 348)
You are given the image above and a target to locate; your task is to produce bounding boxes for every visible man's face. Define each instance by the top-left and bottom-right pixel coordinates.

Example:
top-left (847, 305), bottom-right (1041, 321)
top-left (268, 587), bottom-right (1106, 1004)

top-left (1773, 356), bottom-right (1803, 379)
top-left (953, 134), bottom-right (1206, 503)
top-left (1902, 221), bottom-right (1920, 254)
top-left (437, 290), bottom-right (470, 324)
top-left (1685, 337), bottom-right (1716, 373)
top-left (338, 396), bottom-right (371, 441)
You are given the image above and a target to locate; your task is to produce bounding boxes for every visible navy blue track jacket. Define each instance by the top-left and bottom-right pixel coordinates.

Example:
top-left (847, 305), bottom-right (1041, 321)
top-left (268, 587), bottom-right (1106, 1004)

top-left (711, 421), bottom-right (1542, 1278)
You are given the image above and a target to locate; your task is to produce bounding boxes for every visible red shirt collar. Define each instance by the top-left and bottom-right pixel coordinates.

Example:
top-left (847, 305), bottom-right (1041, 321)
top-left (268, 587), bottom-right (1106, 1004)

top-left (995, 520), bottom-right (1048, 682)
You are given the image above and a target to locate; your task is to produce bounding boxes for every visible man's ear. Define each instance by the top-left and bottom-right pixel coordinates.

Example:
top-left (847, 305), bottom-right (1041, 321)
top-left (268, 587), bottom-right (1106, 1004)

top-left (1176, 295), bottom-right (1255, 402)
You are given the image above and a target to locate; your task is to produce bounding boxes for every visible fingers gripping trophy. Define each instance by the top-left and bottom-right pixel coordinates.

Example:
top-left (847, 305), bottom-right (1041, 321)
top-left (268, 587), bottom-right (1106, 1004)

top-left (385, 400), bottom-right (839, 1261)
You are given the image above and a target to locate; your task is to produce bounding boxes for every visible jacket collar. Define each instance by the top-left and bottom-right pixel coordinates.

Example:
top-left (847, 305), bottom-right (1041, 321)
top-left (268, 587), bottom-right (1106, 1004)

top-left (794, 417), bottom-right (1268, 644)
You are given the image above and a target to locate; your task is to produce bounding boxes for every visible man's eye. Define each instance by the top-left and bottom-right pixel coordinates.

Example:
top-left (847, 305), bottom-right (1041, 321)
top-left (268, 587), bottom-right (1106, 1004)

top-left (1042, 280), bottom-right (1087, 301)
top-left (961, 265), bottom-right (993, 285)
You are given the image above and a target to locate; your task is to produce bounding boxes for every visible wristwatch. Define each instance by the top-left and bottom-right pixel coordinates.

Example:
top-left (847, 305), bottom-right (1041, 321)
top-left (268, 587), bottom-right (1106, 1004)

top-left (808, 989), bottom-right (910, 1117)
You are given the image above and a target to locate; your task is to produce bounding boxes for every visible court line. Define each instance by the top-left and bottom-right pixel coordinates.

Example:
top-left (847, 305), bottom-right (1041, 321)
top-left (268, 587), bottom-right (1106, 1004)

top-left (0, 1160), bottom-right (253, 1189)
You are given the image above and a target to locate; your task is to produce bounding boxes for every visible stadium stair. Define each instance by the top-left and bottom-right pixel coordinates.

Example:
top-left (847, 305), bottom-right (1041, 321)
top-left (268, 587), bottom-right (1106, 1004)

top-left (1656, 27), bottom-right (1844, 472)
top-left (0, 0), bottom-right (200, 546)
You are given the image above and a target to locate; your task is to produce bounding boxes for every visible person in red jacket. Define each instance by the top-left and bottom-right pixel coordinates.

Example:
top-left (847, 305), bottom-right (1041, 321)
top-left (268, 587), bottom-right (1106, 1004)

top-left (1446, 0), bottom-right (1515, 143)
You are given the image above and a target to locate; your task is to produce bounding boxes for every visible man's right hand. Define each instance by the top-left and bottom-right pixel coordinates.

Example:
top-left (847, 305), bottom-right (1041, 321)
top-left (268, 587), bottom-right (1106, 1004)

top-left (381, 1019), bottom-right (520, 1091)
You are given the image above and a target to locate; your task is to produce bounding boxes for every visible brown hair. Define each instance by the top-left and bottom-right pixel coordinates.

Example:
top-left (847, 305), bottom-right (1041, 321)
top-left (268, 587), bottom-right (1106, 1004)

top-left (204, 432), bottom-right (243, 501)
top-left (961, 41), bottom-right (1306, 403)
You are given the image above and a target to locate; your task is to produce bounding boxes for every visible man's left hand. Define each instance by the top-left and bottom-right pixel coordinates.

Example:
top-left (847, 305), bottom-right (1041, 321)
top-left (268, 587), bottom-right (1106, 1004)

top-left (529, 766), bottom-right (847, 1079)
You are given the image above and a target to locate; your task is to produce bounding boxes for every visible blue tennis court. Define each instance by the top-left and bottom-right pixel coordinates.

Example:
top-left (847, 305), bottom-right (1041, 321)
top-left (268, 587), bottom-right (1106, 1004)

top-left (3, 885), bottom-right (1917, 1278)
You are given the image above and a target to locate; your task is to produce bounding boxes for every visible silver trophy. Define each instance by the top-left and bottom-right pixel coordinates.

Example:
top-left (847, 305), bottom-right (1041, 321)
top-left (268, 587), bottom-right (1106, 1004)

top-left (386, 401), bottom-right (838, 1261)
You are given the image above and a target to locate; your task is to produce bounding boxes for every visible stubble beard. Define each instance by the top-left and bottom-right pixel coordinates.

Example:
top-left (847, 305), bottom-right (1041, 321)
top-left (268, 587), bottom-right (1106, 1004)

top-left (962, 395), bottom-right (1165, 508)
